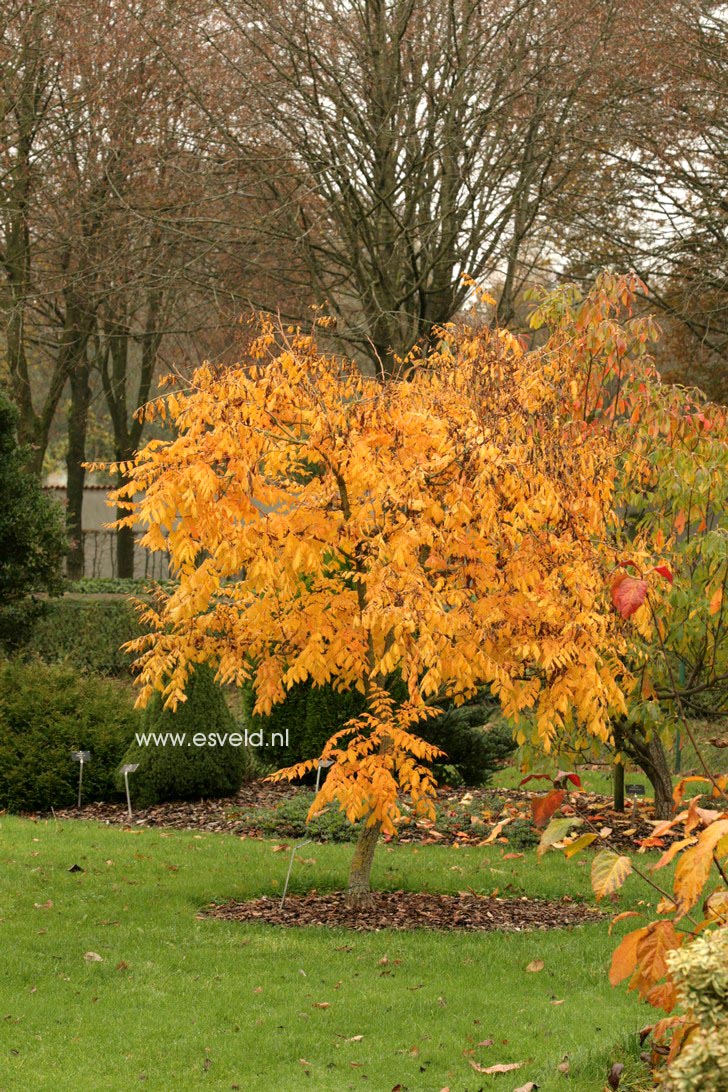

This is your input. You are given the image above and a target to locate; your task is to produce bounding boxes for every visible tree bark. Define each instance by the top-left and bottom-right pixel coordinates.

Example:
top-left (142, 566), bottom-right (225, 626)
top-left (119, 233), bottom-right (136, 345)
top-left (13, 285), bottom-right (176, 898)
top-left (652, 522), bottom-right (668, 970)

top-left (620, 726), bottom-right (674, 820)
top-left (614, 760), bottom-right (625, 813)
top-left (347, 817), bottom-right (382, 906)
top-left (65, 360), bottom-right (92, 580)
top-left (116, 517), bottom-right (136, 580)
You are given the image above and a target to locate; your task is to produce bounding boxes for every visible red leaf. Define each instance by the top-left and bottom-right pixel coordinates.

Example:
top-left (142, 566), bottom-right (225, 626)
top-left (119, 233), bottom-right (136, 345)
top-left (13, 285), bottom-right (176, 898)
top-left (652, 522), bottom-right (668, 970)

top-left (611, 572), bottom-right (648, 618)
top-left (531, 790), bottom-right (565, 828)
top-left (518, 774), bottom-right (553, 787)
top-left (654, 565), bottom-right (673, 585)
top-left (555, 771), bottom-right (582, 789)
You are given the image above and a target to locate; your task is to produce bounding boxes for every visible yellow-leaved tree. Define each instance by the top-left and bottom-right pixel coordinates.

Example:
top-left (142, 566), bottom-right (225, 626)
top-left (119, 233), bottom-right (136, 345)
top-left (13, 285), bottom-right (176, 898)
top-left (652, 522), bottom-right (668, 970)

top-left (103, 288), bottom-right (637, 904)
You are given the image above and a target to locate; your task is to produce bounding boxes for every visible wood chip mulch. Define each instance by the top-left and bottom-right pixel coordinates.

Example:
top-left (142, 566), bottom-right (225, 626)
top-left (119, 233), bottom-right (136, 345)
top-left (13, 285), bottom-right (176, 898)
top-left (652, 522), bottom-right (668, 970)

top-left (47, 781), bottom-right (680, 850)
top-left (204, 890), bottom-right (603, 932)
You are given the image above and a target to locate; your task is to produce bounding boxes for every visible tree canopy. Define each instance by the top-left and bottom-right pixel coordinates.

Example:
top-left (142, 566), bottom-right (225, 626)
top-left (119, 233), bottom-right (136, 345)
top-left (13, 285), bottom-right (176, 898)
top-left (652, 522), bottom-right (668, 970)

top-left (101, 275), bottom-right (675, 897)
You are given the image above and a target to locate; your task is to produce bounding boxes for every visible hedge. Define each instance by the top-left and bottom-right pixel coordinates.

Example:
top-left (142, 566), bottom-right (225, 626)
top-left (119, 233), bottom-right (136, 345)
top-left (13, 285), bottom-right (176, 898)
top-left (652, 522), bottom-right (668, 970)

top-left (0, 659), bottom-right (139, 812)
top-left (21, 596), bottom-right (143, 675)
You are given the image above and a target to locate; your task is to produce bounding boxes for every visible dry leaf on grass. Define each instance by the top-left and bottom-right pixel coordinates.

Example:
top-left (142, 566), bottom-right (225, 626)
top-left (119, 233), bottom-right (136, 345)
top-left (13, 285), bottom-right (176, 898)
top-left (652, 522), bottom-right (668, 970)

top-left (469, 1060), bottom-right (522, 1074)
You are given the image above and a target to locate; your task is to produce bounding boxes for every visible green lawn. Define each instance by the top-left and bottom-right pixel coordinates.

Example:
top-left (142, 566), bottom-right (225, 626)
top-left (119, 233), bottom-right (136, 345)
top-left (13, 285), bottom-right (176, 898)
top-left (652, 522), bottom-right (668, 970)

top-left (0, 816), bottom-right (661, 1092)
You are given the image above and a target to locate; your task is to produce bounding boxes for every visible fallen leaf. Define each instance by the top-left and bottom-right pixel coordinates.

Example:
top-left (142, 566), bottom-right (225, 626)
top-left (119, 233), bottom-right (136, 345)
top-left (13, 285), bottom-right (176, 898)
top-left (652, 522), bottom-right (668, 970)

top-left (298, 1059), bottom-right (313, 1068)
top-left (312, 1002), bottom-right (330, 1009)
top-left (608, 1061), bottom-right (624, 1089)
top-left (84, 952), bottom-right (103, 962)
top-left (525, 960), bottom-right (544, 973)
top-left (550, 999), bottom-right (565, 1006)
top-left (469, 1060), bottom-right (522, 1074)
top-left (346, 1035), bottom-right (363, 1042)
top-left (271, 844), bottom-right (289, 853)
top-left (34, 900), bottom-right (53, 910)
top-left (513, 1084), bottom-right (538, 1092)
top-left (557, 1056), bottom-right (570, 1074)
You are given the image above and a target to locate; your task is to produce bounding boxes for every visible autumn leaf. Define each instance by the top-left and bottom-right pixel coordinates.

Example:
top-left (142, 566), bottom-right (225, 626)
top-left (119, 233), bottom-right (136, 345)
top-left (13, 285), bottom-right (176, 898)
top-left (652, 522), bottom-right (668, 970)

top-left (704, 891), bottom-right (728, 922)
top-left (608, 910), bottom-right (641, 935)
top-left (672, 775), bottom-right (712, 807)
top-left (538, 817), bottom-right (583, 857)
top-left (709, 586), bottom-right (723, 615)
top-left (633, 920), bottom-right (682, 992)
top-left (652, 837), bottom-right (697, 872)
top-left (469, 1060), bottom-right (522, 1074)
top-left (554, 771), bottom-right (582, 789)
top-left (525, 960), bottom-right (544, 973)
top-left (591, 850), bottom-right (632, 900)
top-left (564, 832), bottom-right (597, 858)
top-left (646, 981), bottom-right (678, 1013)
top-left (531, 790), bottom-right (565, 828)
top-left (610, 926), bottom-right (650, 985)
top-left (653, 565), bottom-right (673, 584)
top-left (674, 820), bottom-right (728, 918)
top-left (610, 571), bottom-right (648, 619)
top-left (607, 1062), bottom-right (624, 1089)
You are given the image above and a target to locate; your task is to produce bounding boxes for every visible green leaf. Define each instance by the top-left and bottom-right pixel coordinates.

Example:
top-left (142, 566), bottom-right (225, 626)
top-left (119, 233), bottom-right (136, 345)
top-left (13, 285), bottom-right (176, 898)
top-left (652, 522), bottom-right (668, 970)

top-left (538, 817), bottom-right (583, 858)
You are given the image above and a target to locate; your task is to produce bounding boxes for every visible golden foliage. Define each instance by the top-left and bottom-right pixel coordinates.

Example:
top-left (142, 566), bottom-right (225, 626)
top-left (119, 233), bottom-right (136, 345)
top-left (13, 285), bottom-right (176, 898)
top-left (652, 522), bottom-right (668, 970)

top-left (109, 305), bottom-right (633, 832)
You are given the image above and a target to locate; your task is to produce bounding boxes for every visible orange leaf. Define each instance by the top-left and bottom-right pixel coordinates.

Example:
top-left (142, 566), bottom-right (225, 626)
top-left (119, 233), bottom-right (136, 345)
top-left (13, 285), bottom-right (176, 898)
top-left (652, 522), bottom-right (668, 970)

top-left (645, 980), bottom-right (678, 1013)
top-left (633, 920), bottom-right (682, 994)
top-left (610, 572), bottom-right (648, 619)
top-left (674, 820), bottom-right (728, 918)
top-left (531, 790), bottom-right (565, 828)
top-left (610, 926), bottom-right (650, 985)
top-left (609, 910), bottom-right (641, 936)
top-left (709, 586), bottom-right (723, 615)
top-left (652, 837), bottom-right (697, 872)
top-left (673, 776), bottom-right (712, 807)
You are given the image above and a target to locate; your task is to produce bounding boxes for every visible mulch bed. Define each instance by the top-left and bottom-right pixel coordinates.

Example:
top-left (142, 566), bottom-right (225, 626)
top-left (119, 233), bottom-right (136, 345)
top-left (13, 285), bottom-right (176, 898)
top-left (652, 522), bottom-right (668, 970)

top-left (204, 890), bottom-right (604, 932)
top-left (48, 780), bottom-right (679, 851)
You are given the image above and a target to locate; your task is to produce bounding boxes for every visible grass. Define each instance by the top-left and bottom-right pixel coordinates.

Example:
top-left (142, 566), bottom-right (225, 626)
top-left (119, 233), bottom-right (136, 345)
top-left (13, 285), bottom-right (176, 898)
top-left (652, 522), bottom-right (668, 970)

top-left (0, 815), bottom-right (665, 1092)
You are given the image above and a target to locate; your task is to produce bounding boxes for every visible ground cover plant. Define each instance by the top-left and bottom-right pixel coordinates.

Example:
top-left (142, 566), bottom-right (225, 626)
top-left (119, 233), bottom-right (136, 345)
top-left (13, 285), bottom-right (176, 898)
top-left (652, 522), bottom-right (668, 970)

top-left (1, 814), bottom-right (660, 1092)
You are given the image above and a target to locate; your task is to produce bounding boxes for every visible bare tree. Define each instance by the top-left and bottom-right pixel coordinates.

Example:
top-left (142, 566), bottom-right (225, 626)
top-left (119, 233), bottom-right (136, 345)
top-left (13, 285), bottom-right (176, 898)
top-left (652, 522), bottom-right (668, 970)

top-left (555, 2), bottom-right (727, 401)
top-left (158, 0), bottom-right (666, 372)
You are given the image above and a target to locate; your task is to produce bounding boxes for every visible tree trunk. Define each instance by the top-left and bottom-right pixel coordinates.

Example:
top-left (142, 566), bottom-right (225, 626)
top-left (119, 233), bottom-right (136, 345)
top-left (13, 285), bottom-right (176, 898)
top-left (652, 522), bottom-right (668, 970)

top-left (65, 362), bottom-right (92, 580)
top-left (347, 818), bottom-right (382, 906)
top-left (116, 521), bottom-right (135, 579)
top-left (621, 727), bottom-right (674, 820)
top-left (115, 460), bottom-right (135, 579)
top-left (614, 760), bottom-right (625, 813)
